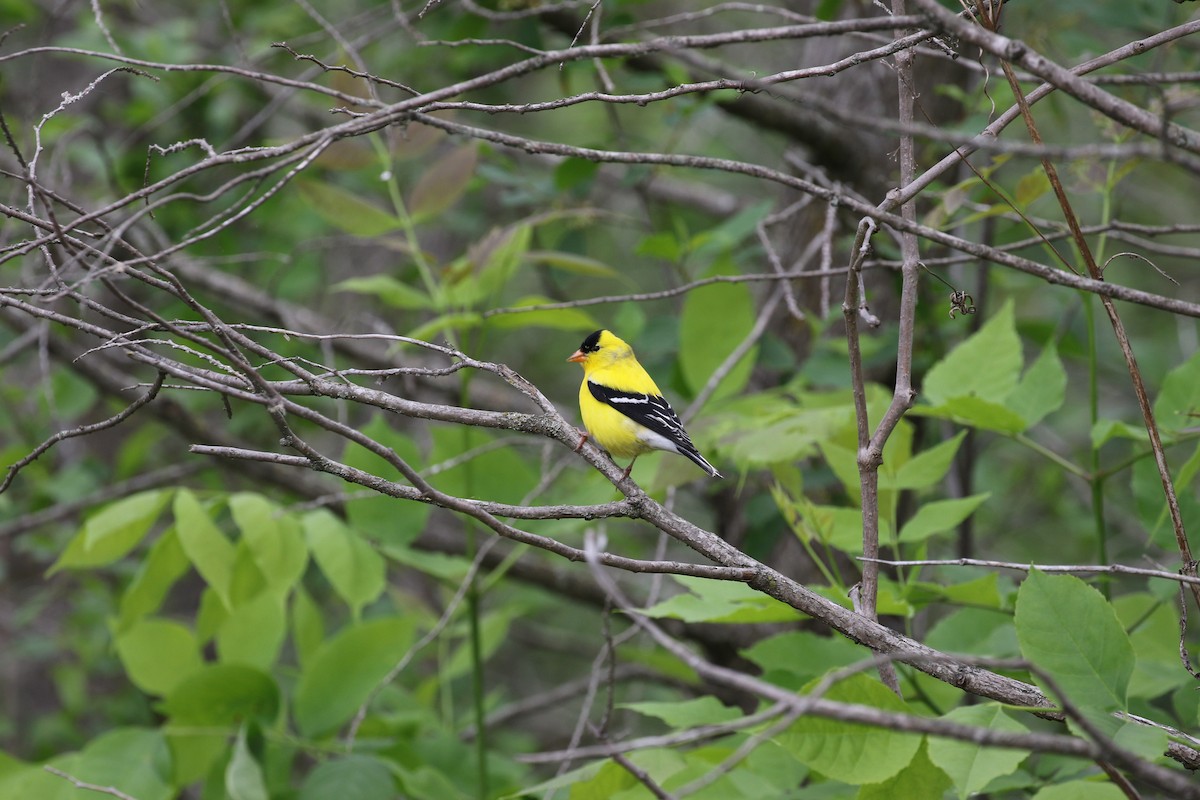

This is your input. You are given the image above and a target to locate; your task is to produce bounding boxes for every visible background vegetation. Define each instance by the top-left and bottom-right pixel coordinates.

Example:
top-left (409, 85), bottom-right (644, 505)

top-left (3, 0), bottom-right (1200, 797)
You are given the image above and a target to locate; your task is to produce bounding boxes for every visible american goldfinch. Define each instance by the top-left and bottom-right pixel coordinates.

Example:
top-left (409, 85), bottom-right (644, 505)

top-left (567, 329), bottom-right (722, 480)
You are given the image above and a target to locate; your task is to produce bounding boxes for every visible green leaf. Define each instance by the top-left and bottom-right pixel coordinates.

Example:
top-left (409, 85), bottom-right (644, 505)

top-left (296, 178), bottom-right (402, 237)
top-left (174, 489), bottom-right (236, 608)
top-left (216, 591), bottom-right (286, 670)
top-left (858, 741), bottom-right (951, 800)
top-left (293, 616), bottom-right (417, 737)
top-left (741, 631), bottom-right (864, 686)
top-left (226, 726), bottom-right (268, 800)
top-left (552, 157), bottom-right (600, 191)
top-left (1153, 350), bottom-right (1200, 437)
top-left (49, 489), bottom-right (172, 573)
top-left (342, 417), bottom-right (430, 546)
top-left (918, 396), bottom-right (1029, 434)
top-left (689, 200), bottom-right (771, 257)
top-left (923, 300), bottom-right (1022, 406)
top-left (114, 618), bottom-right (203, 696)
top-left (622, 697), bottom-right (742, 728)
top-left (641, 576), bottom-right (798, 624)
top-left (409, 143), bottom-right (478, 221)
top-left (679, 258), bottom-right (758, 402)
top-left (884, 432), bottom-right (966, 491)
top-left (1066, 709), bottom-right (1167, 762)
top-left (1006, 345), bottom-right (1066, 427)
top-left (291, 586), bottom-right (326, 668)
top-left (1014, 168), bottom-right (1051, 208)
top-left (1115, 593), bottom-right (1195, 698)
top-left (303, 510), bottom-right (386, 618)
top-left (786, 497), bottom-right (864, 555)
top-left (486, 295), bottom-right (600, 331)
top-left (230, 493), bottom-right (308, 599)
top-left (777, 674), bottom-right (922, 785)
top-left (526, 250), bottom-right (620, 279)
top-left (332, 275), bottom-right (432, 310)
top-left (117, 528), bottom-right (190, 631)
top-left (33, 729), bottom-right (173, 800)
top-left (161, 664), bottom-right (280, 725)
top-left (406, 311), bottom-right (482, 341)
top-left (1015, 570), bottom-right (1134, 711)
top-left (299, 756), bottom-right (397, 800)
top-left (899, 494), bottom-right (991, 543)
top-left (1091, 418), bottom-right (1148, 448)
top-left (925, 704), bottom-right (1029, 799)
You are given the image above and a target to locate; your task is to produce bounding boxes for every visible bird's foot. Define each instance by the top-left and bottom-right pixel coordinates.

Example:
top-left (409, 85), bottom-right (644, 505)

top-left (574, 431), bottom-right (589, 453)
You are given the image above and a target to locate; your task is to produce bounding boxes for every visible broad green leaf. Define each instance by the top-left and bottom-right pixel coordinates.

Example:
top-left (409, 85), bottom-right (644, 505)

top-left (636, 231), bottom-right (683, 261)
top-left (174, 489), bottom-right (236, 608)
top-left (216, 591), bottom-right (286, 670)
top-left (778, 674), bottom-right (922, 785)
top-left (291, 586), bottom-right (326, 668)
top-left (486, 295), bottom-right (600, 331)
top-left (679, 258), bottom-right (758, 402)
top-left (406, 311), bottom-right (482, 341)
top-left (689, 200), bottom-right (772, 258)
top-left (382, 543), bottom-right (472, 581)
top-left (786, 497), bottom-right (864, 555)
top-left (1091, 418), bottom-right (1148, 448)
top-left (296, 179), bottom-right (402, 237)
top-left (117, 528), bottom-right (190, 631)
top-left (1015, 570), bottom-right (1134, 711)
top-left (907, 573), bottom-right (1003, 609)
top-left (1153, 349), bottom-right (1200, 436)
top-left (740, 631), bottom-right (864, 686)
top-left (923, 300), bottom-right (1021, 406)
top-left (226, 726), bottom-right (268, 800)
top-left (332, 275), bottom-right (432, 310)
top-left (30, 729), bottom-right (172, 800)
top-left (622, 697), bottom-right (742, 728)
top-left (526, 250), bottom-right (620, 279)
top-left (1115, 593), bottom-right (1195, 698)
top-left (342, 417), bottom-right (430, 545)
top-left (918, 396), bottom-right (1029, 434)
top-left (1031, 782), bottom-right (1127, 800)
top-left (1014, 168), bottom-right (1051, 208)
top-left (1006, 345), bottom-right (1066, 427)
top-left (473, 223), bottom-right (532, 300)
top-left (293, 616), bottom-right (417, 737)
top-left (1066, 709), bottom-right (1167, 762)
top-left (926, 704), bottom-right (1029, 799)
top-left (429, 427), bottom-right (537, 506)
top-left (303, 509), bottom-right (385, 618)
top-left (858, 741), bottom-right (951, 800)
top-left (552, 157), bottom-right (600, 191)
top-left (50, 489), bottom-right (172, 573)
top-left (899, 493), bottom-right (991, 543)
top-left (115, 618), bottom-right (203, 696)
top-left (409, 143), bottom-right (478, 221)
top-left (884, 432), bottom-right (966, 491)
top-left (230, 493), bottom-right (308, 598)
top-left (299, 756), bottom-right (396, 800)
top-left (161, 664), bottom-right (280, 724)
top-left (641, 576), bottom-right (798, 624)
top-left (926, 607), bottom-right (1019, 658)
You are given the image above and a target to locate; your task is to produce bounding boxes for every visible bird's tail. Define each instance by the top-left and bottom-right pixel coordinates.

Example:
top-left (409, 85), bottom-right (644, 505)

top-left (680, 445), bottom-right (722, 479)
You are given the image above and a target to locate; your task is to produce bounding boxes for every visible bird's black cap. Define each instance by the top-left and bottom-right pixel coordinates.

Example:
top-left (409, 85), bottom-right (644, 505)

top-left (578, 330), bottom-right (603, 353)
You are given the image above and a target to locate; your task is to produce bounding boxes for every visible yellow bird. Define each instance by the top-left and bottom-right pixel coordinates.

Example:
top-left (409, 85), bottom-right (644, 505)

top-left (567, 330), bottom-right (721, 480)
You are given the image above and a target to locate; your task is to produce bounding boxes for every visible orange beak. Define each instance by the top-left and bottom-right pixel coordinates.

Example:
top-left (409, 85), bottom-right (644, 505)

top-left (567, 350), bottom-right (587, 363)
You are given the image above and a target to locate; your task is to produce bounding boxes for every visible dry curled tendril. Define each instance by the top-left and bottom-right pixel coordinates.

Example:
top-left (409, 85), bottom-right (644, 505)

top-left (948, 290), bottom-right (976, 319)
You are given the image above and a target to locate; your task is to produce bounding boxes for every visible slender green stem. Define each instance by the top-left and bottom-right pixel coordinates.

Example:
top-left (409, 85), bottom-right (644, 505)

top-left (1012, 433), bottom-right (1089, 479)
top-left (368, 134), bottom-right (441, 303)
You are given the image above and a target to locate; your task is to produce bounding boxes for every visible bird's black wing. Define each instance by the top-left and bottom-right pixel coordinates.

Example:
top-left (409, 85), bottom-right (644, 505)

top-left (587, 382), bottom-right (720, 477)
